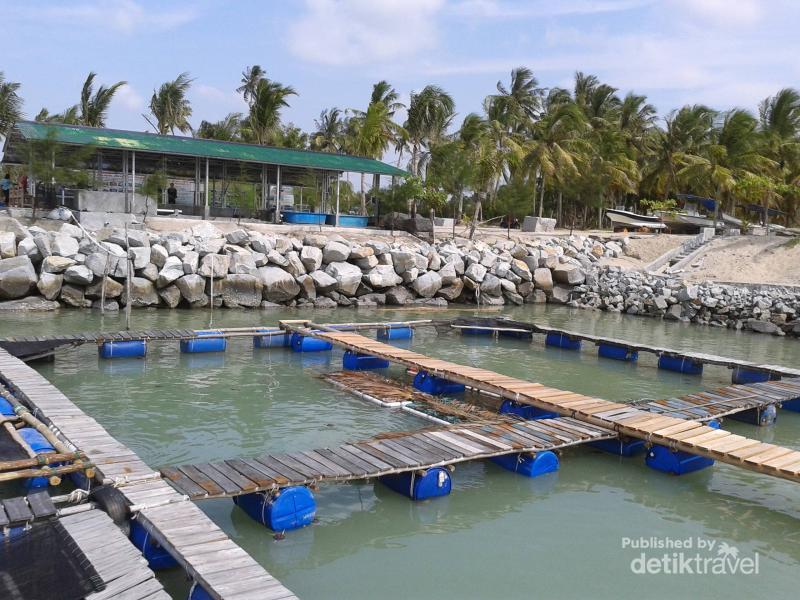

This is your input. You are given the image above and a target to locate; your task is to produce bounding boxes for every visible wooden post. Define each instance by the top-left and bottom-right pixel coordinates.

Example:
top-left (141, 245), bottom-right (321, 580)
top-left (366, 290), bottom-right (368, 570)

top-left (125, 223), bottom-right (132, 331)
top-left (430, 208), bottom-right (435, 244)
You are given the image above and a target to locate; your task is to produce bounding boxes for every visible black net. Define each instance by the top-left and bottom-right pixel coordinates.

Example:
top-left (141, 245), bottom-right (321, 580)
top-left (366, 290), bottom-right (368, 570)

top-left (0, 427), bottom-right (29, 461)
top-left (0, 519), bottom-right (105, 600)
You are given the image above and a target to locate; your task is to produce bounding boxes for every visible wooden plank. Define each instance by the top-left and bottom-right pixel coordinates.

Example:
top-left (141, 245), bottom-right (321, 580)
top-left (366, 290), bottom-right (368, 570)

top-left (225, 459), bottom-right (281, 489)
top-left (2, 497), bottom-right (33, 523)
top-left (177, 465), bottom-right (225, 497)
top-left (338, 444), bottom-right (393, 471)
top-left (254, 456), bottom-right (308, 483)
top-left (26, 491), bottom-right (56, 518)
top-left (160, 466), bottom-right (209, 498)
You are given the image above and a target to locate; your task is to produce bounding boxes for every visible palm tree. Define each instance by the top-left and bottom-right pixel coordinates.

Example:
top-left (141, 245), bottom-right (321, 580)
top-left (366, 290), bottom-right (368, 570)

top-left (310, 108), bottom-right (346, 152)
top-left (144, 72), bottom-right (194, 135)
top-left (0, 72), bottom-right (23, 139)
top-left (370, 81), bottom-right (404, 116)
top-left (487, 66), bottom-right (543, 132)
top-left (78, 72), bottom-right (127, 127)
top-left (237, 65), bottom-right (266, 107)
top-left (246, 78), bottom-right (297, 145)
top-left (196, 112), bottom-right (242, 141)
top-left (403, 85), bottom-right (455, 177)
top-left (35, 106), bottom-right (80, 125)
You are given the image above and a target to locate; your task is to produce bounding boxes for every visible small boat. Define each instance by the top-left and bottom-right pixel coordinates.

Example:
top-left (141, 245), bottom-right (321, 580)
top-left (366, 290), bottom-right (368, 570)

top-left (605, 208), bottom-right (667, 231)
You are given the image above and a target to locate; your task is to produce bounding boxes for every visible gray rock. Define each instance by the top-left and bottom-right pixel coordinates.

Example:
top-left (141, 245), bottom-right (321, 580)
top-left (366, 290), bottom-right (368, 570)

top-left (191, 221), bottom-right (223, 240)
top-left (412, 271), bottom-right (442, 298)
top-left (229, 252), bottom-right (257, 275)
top-left (60, 284), bottom-right (91, 308)
top-left (550, 285), bottom-right (573, 304)
top-left (401, 268), bottom-right (419, 284)
top-left (438, 262), bottom-right (458, 285)
top-left (313, 296), bottom-right (338, 309)
top-left (258, 266), bottom-right (300, 302)
top-left (150, 244), bottom-right (169, 268)
top-left (322, 241), bottom-right (350, 263)
top-left (385, 286), bottom-right (414, 305)
top-left (198, 253), bottom-right (230, 278)
top-left (349, 246), bottom-right (374, 260)
top-left (225, 229), bottom-right (249, 245)
top-left (34, 234), bottom-right (52, 259)
top-left (664, 304), bottom-right (683, 321)
top-left (309, 270), bottom-right (338, 292)
top-left (129, 246), bottom-right (151, 270)
top-left (0, 216), bottom-right (31, 243)
top-left (157, 256), bottom-right (185, 288)
top-left (391, 250), bottom-right (416, 274)
top-left (195, 238), bottom-right (225, 256)
top-left (553, 264), bottom-right (585, 285)
top-left (92, 300), bottom-right (119, 311)
top-left (140, 263), bottom-right (158, 282)
top-left (511, 259), bottom-right (532, 282)
top-left (436, 279), bottom-right (464, 301)
top-left (249, 234), bottom-right (274, 254)
top-left (0, 231), bottom-right (16, 259)
top-left (158, 285), bottom-right (182, 308)
top-left (365, 265), bottom-right (402, 288)
top-left (504, 290), bottom-right (524, 305)
top-left (284, 251), bottom-right (306, 277)
top-left (354, 255), bottom-right (379, 270)
top-left (17, 237), bottom-right (41, 263)
top-left (465, 262), bottom-right (487, 284)
top-left (49, 234), bottom-right (79, 259)
top-left (533, 268), bottom-right (553, 291)
top-left (120, 277), bottom-right (159, 306)
top-left (37, 273), bottom-right (63, 300)
top-left (303, 234), bottom-right (328, 248)
top-left (296, 274), bottom-right (316, 300)
top-left (325, 261), bottom-right (362, 296)
top-left (41, 255), bottom-right (75, 274)
top-left (531, 289), bottom-right (547, 304)
top-left (180, 250), bottom-right (199, 274)
top-left (63, 265), bottom-right (93, 285)
top-left (176, 274), bottom-right (206, 303)
top-left (480, 273), bottom-right (502, 296)
top-left (0, 255), bottom-right (38, 299)
top-left (58, 223), bottom-right (83, 239)
top-left (747, 319), bottom-right (784, 336)
top-left (85, 277), bottom-right (124, 299)
top-left (0, 296), bottom-right (60, 311)
top-left (221, 274), bottom-right (263, 307)
top-left (300, 246), bottom-right (323, 272)
top-left (676, 285), bottom-right (698, 302)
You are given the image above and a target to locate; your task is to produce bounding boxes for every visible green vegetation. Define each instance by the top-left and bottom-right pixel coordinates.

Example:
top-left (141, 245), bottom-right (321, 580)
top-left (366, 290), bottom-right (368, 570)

top-left (4, 65), bottom-right (800, 225)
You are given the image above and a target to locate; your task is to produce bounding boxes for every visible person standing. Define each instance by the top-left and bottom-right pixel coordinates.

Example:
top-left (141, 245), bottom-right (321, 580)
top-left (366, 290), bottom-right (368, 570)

top-left (167, 182), bottom-right (178, 204)
top-left (0, 174), bottom-right (13, 206)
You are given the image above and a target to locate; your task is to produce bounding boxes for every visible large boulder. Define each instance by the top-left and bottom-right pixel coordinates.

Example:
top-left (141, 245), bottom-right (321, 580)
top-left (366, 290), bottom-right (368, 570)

top-left (746, 318), bottom-right (784, 336)
top-left (60, 284), bottom-right (91, 308)
top-left (550, 284), bottom-right (573, 304)
top-left (436, 279), bottom-right (464, 301)
top-left (0, 256), bottom-right (38, 299)
top-left (553, 263), bottom-right (585, 285)
top-left (150, 243), bottom-right (169, 268)
top-left (296, 274), bottom-right (316, 300)
top-left (533, 267), bottom-right (554, 291)
top-left (85, 277), bottom-right (124, 299)
top-left (322, 241), bottom-right (350, 263)
top-left (37, 273), bottom-right (63, 300)
top-left (34, 234), bottom-right (52, 259)
top-left (325, 261), bottom-right (362, 296)
top-left (120, 277), bottom-right (159, 306)
top-left (157, 256), bottom-right (185, 288)
top-left (63, 265), bottom-right (94, 285)
top-left (229, 252), bottom-right (257, 275)
top-left (412, 271), bottom-right (442, 298)
top-left (221, 274), bottom-right (263, 307)
top-left (284, 251), bottom-right (306, 277)
top-left (191, 221), bottom-right (223, 240)
top-left (0, 296), bottom-right (60, 311)
top-left (0, 216), bottom-right (30, 243)
top-left (365, 265), bottom-right (402, 289)
top-left (50, 234), bottom-right (80, 259)
top-left (0, 231), bottom-right (17, 258)
top-left (480, 273), bottom-right (502, 296)
top-left (175, 274), bottom-right (206, 303)
top-left (129, 247), bottom-right (151, 270)
top-left (300, 246), bottom-right (323, 272)
top-left (58, 223), bottom-right (83, 239)
top-left (511, 259), bottom-right (532, 282)
top-left (17, 237), bottom-right (41, 263)
top-left (181, 250), bottom-right (199, 274)
top-left (225, 229), bottom-right (249, 245)
top-left (258, 266), bottom-right (300, 302)
top-left (390, 251), bottom-right (416, 275)
top-left (309, 270), bottom-right (337, 292)
top-left (158, 285), bottom-right (182, 308)
top-left (84, 251), bottom-right (121, 278)
top-left (438, 262), bottom-right (458, 285)
top-left (385, 285), bottom-right (414, 305)
top-left (465, 262), bottom-right (487, 284)
top-left (198, 253), bottom-right (230, 278)
top-left (41, 255), bottom-right (75, 274)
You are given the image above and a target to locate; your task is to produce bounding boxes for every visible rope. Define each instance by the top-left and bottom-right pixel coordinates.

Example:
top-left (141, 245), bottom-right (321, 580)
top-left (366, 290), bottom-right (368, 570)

top-left (67, 488), bottom-right (90, 503)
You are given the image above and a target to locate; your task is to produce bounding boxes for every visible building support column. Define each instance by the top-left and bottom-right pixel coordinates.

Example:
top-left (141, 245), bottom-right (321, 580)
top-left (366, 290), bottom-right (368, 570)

top-left (335, 173), bottom-right (341, 227)
top-left (274, 165), bottom-right (281, 223)
top-left (131, 150), bottom-right (136, 215)
top-left (123, 150), bottom-right (129, 213)
top-left (204, 157), bottom-right (210, 219)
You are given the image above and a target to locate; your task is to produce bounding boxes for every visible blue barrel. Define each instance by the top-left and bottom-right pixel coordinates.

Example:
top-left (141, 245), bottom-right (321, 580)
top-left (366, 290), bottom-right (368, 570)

top-left (189, 583), bottom-right (213, 600)
top-left (657, 355), bottom-right (703, 375)
top-left (129, 519), bottom-right (179, 570)
top-left (343, 351), bottom-right (390, 370)
top-left (181, 331), bottom-right (227, 354)
top-left (589, 437), bottom-right (646, 456)
top-left (731, 367), bottom-right (770, 384)
top-left (98, 340), bottom-right (147, 359)
top-left (499, 330), bottom-right (533, 339)
top-left (380, 467), bottom-right (452, 500)
top-left (412, 371), bottom-right (465, 395)
top-left (233, 487), bottom-right (316, 531)
top-left (459, 327), bottom-right (492, 336)
top-left (253, 328), bottom-right (291, 348)
top-left (377, 326), bottom-right (413, 341)
top-left (290, 333), bottom-right (333, 352)
top-left (545, 332), bottom-right (581, 350)
top-left (18, 428), bottom-right (56, 490)
top-left (782, 397), bottom-right (800, 412)
top-left (499, 399), bottom-right (558, 420)
top-left (0, 396), bottom-right (14, 416)
top-left (645, 421), bottom-right (719, 475)
top-left (729, 404), bottom-right (777, 426)
top-left (490, 451), bottom-right (559, 477)
top-left (598, 343), bottom-right (638, 362)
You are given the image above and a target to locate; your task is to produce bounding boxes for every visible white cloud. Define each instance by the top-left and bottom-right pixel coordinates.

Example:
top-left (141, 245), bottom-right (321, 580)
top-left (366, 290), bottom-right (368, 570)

top-left (667, 0), bottom-right (762, 27)
top-left (288, 0), bottom-right (446, 66)
top-left (194, 84), bottom-right (247, 113)
top-left (31, 0), bottom-right (198, 34)
top-left (115, 84), bottom-right (144, 111)
top-left (450, 0), bottom-right (653, 19)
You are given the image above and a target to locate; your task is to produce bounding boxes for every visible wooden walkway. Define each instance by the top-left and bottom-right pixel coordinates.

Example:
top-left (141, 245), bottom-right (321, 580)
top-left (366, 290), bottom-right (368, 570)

top-left (282, 323), bottom-right (800, 484)
top-left (451, 317), bottom-right (800, 378)
top-left (633, 379), bottom-right (800, 421)
top-left (0, 491), bottom-right (57, 527)
top-left (0, 347), bottom-right (297, 600)
top-left (61, 509), bottom-right (171, 600)
top-left (163, 417), bottom-right (614, 500)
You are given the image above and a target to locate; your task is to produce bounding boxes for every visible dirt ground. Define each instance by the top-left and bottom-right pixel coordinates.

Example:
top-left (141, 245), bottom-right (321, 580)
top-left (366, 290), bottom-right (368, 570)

top-left (682, 236), bottom-right (800, 285)
top-left (598, 234), bottom-right (686, 269)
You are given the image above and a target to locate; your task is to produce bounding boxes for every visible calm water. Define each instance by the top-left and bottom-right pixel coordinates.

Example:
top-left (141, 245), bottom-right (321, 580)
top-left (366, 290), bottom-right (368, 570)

top-left (2, 305), bottom-right (799, 600)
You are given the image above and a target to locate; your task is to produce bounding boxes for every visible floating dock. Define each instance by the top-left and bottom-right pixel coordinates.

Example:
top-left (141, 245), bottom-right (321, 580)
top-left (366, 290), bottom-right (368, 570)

top-left (0, 346), bottom-right (297, 600)
top-left (278, 322), bottom-right (800, 483)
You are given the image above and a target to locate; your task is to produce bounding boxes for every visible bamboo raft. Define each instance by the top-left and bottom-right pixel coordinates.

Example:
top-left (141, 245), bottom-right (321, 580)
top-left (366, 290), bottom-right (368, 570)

top-left (162, 417), bottom-right (615, 500)
top-left (0, 346), bottom-right (298, 600)
top-left (280, 323), bottom-right (800, 483)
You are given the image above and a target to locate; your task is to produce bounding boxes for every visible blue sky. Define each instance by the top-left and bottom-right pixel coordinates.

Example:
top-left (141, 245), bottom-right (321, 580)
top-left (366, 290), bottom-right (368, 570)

top-left (4, 0), bottom-right (800, 139)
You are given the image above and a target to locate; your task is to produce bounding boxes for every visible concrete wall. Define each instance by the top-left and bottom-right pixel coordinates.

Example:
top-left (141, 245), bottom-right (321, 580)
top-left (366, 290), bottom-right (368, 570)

top-left (77, 191), bottom-right (157, 216)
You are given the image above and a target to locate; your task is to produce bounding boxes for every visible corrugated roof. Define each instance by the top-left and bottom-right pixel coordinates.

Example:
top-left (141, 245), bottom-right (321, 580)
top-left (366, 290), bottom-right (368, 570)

top-left (10, 121), bottom-right (408, 176)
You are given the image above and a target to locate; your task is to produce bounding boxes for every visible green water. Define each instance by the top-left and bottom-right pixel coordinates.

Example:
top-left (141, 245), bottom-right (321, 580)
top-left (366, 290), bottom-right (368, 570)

top-left (1, 306), bottom-right (799, 600)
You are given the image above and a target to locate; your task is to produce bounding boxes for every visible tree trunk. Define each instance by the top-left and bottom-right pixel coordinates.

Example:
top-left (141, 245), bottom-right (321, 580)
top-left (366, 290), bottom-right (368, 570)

top-left (360, 172), bottom-right (366, 215)
top-left (557, 190), bottom-right (563, 225)
top-left (538, 173), bottom-right (545, 217)
top-left (470, 192), bottom-right (483, 240)
top-left (456, 191), bottom-right (463, 222)
top-left (597, 200), bottom-right (603, 229)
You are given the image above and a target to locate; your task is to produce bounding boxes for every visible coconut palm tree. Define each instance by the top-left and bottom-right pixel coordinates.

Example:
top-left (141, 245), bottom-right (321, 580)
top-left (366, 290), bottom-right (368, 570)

top-left (78, 72), bottom-right (127, 127)
top-left (487, 66), bottom-right (543, 132)
top-left (144, 72), bottom-right (194, 135)
top-left (310, 108), bottom-right (346, 152)
top-left (246, 78), bottom-right (297, 145)
top-left (237, 65), bottom-right (266, 107)
top-left (403, 85), bottom-right (455, 178)
top-left (35, 106), bottom-right (80, 125)
top-left (370, 80), bottom-right (404, 117)
top-left (196, 112), bottom-right (242, 141)
top-left (0, 72), bottom-right (23, 139)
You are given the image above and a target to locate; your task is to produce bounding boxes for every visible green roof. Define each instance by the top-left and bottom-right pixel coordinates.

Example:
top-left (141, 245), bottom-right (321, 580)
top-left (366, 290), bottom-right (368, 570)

top-left (11, 121), bottom-right (408, 176)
